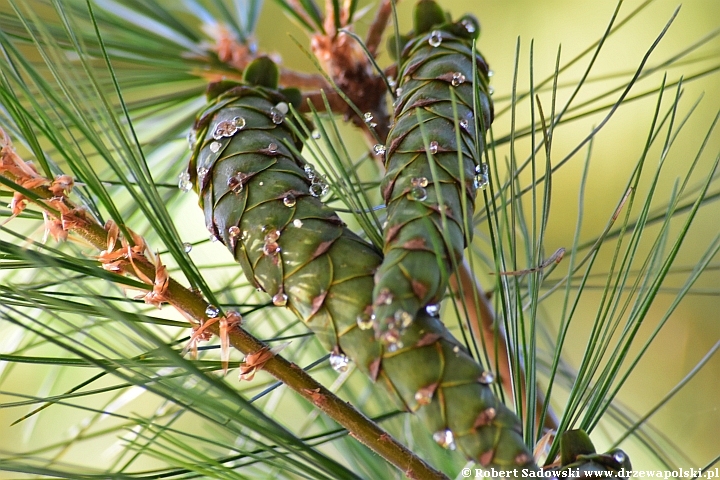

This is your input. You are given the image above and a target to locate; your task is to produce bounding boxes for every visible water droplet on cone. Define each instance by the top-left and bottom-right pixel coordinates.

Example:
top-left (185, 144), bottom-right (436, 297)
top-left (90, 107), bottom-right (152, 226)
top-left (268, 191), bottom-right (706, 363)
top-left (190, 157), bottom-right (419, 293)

top-left (425, 303), bottom-right (440, 316)
top-left (428, 30), bottom-right (443, 47)
top-left (309, 180), bottom-right (329, 198)
top-left (411, 177), bottom-right (429, 188)
top-left (182, 242), bottom-right (193, 253)
top-left (329, 352), bottom-right (350, 372)
top-left (410, 186), bottom-right (427, 201)
top-left (283, 194), bottom-right (296, 207)
top-left (479, 370), bottom-right (495, 384)
top-left (394, 310), bottom-right (413, 328)
top-left (414, 386), bottom-right (434, 405)
top-left (451, 72), bottom-right (466, 87)
top-left (178, 172), bottom-right (191, 192)
top-left (270, 107), bottom-right (284, 124)
top-left (356, 313), bottom-right (374, 330)
top-left (272, 292), bottom-right (288, 306)
top-left (432, 429), bottom-right (456, 450)
top-left (228, 172), bottom-right (248, 194)
top-left (187, 130), bottom-right (197, 150)
top-left (461, 18), bottom-right (476, 34)
top-left (382, 329), bottom-right (403, 352)
top-left (373, 144), bottom-right (386, 156)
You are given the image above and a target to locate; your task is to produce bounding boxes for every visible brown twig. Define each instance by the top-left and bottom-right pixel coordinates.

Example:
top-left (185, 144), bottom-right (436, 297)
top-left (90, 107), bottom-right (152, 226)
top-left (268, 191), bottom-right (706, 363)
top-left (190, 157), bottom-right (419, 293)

top-left (365, 0), bottom-right (396, 56)
top-left (449, 260), bottom-right (559, 432)
top-left (0, 132), bottom-right (448, 480)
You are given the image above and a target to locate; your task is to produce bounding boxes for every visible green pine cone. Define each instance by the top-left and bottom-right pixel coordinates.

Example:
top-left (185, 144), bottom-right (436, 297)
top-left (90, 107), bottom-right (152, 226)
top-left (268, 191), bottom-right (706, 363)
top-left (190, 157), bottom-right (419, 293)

top-left (373, 0), bottom-right (493, 340)
top-left (549, 430), bottom-right (632, 479)
top-left (187, 57), bottom-right (534, 472)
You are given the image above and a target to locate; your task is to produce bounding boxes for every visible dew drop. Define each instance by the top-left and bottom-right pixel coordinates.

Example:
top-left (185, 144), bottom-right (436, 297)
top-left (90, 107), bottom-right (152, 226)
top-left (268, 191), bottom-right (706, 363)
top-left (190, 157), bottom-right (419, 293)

top-left (274, 102), bottom-right (289, 115)
top-left (270, 107), bottom-right (284, 125)
top-left (209, 234), bottom-right (219, 242)
top-left (394, 309), bottom-right (413, 328)
top-left (382, 329), bottom-right (403, 353)
top-left (478, 407), bottom-right (497, 424)
top-left (268, 142), bottom-right (278, 153)
top-left (432, 429), bottom-right (456, 450)
top-left (479, 370), bottom-right (495, 384)
top-left (459, 119), bottom-right (470, 131)
top-left (263, 242), bottom-right (280, 256)
top-left (356, 312), bottom-right (374, 330)
top-left (428, 30), bottom-right (443, 47)
top-left (414, 388), bottom-right (433, 405)
top-left (329, 352), bottom-right (350, 372)
top-left (210, 141), bottom-right (221, 153)
top-left (488, 70), bottom-right (494, 77)
top-left (228, 226), bottom-right (241, 238)
top-left (213, 118), bottom-right (243, 139)
top-left (364, 112), bottom-right (377, 128)
top-left (381, 291), bottom-right (394, 305)
top-left (395, 86), bottom-right (403, 98)
top-left (373, 144), bottom-right (386, 156)
top-left (197, 167), bottom-right (209, 183)
top-left (428, 141), bottom-right (439, 154)
top-left (451, 72), bottom-right (466, 87)
top-left (425, 303), bottom-right (440, 316)
top-left (293, 218), bottom-right (304, 228)
top-left (312, 130), bottom-right (321, 139)
top-left (474, 163), bottom-right (489, 190)
top-left (182, 242), bottom-right (193, 253)
top-left (461, 18), bottom-right (476, 34)
top-left (264, 229), bottom-right (281, 243)
top-left (228, 172), bottom-right (248, 194)
top-left (283, 194), bottom-right (297, 207)
top-left (489, 86), bottom-right (495, 96)
top-left (410, 186), bottom-right (427, 201)
top-left (452, 345), bottom-right (460, 353)
top-left (178, 171), bottom-right (192, 192)
top-left (304, 164), bottom-right (316, 180)
top-left (309, 180), bottom-right (329, 198)
top-left (187, 130), bottom-right (197, 150)
top-left (412, 177), bottom-right (429, 188)
top-left (613, 451), bottom-right (626, 464)
top-left (272, 292), bottom-right (288, 306)
top-left (232, 116), bottom-right (246, 129)
top-left (205, 304), bottom-right (220, 318)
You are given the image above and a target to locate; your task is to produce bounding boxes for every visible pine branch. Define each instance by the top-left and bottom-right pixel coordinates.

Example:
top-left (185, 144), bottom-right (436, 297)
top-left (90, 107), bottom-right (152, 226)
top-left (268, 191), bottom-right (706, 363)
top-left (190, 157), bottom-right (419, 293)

top-left (0, 130), bottom-right (448, 480)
